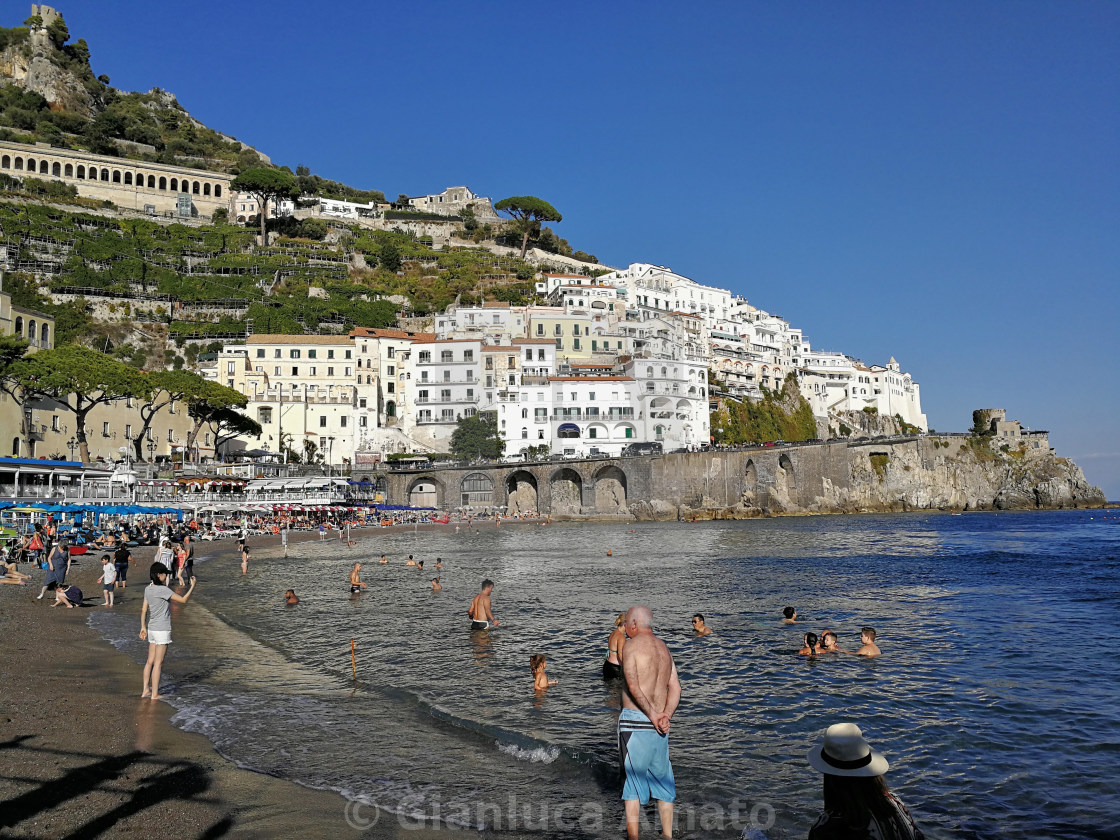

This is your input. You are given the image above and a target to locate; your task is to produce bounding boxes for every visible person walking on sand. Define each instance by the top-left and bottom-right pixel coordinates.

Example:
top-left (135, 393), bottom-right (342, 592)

top-left (349, 562), bottom-right (367, 595)
top-left (139, 562), bottom-right (197, 701)
top-left (618, 605), bottom-right (681, 840)
top-left (468, 579), bottom-right (499, 630)
top-left (113, 543), bottom-right (132, 590)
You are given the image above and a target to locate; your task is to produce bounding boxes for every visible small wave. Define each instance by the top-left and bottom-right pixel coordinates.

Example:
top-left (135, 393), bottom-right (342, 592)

top-left (496, 741), bottom-right (561, 763)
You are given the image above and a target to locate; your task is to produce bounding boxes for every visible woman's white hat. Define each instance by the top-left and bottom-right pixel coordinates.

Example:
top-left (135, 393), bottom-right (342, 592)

top-left (808, 723), bottom-right (889, 777)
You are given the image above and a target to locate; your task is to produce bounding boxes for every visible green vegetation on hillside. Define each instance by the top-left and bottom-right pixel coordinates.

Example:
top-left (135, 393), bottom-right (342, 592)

top-left (710, 375), bottom-right (817, 444)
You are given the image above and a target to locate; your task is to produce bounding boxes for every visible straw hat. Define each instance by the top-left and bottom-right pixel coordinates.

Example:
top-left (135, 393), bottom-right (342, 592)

top-left (808, 723), bottom-right (889, 777)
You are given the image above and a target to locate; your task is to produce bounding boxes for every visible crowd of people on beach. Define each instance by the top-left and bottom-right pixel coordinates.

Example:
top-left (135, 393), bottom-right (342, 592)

top-left (5, 513), bottom-right (920, 840)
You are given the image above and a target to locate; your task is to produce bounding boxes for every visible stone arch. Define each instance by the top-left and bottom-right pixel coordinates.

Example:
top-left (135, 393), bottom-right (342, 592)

top-left (40, 323), bottom-right (49, 346)
top-left (745, 458), bottom-right (757, 487)
top-left (203, 183), bottom-right (211, 196)
top-left (549, 467), bottom-right (583, 515)
top-left (39, 159), bottom-right (49, 174)
top-left (776, 453), bottom-right (796, 504)
top-left (26, 157), bottom-right (36, 172)
top-left (11, 437), bottom-right (19, 457)
top-left (407, 476), bottom-right (441, 508)
top-left (215, 184), bottom-right (222, 197)
top-left (158, 176), bottom-right (167, 190)
top-left (28, 320), bottom-right (36, 344)
top-left (586, 421), bottom-right (608, 445)
top-left (460, 472), bottom-right (494, 508)
top-left (124, 171), bottom-right (132, 185)
top-left (76, 164), bottom-right (85, 178)
top-left (147, 174), bottom-right (156, 188)
top-left (504, 470), bottom-right (538, 515)
top-left (385, 400), bottom-right (396, 418)
top-left (64, 163), bottom-right (72, 177)
top-left (593, 465), bottom-right (627, 513)
top-left (170, 177), bottom-right (178, 192)
top-left (52, 161), bottom-right (61, 176)
top-left (112, 169), bottom-right (121, 183)
top-left (1, 155), bottom-right (9, 169)
top-left (14, 316), bottom-right (23, 336)
top-left (192, 180), bottom-right (200, 195)
top-left (100, 168), bottom-right (110, 181)
top-left (613, 422), bottom-right (636, 440)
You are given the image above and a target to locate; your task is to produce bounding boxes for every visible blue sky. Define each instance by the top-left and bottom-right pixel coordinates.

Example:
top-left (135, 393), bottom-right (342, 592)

top-left (57, 1), bottom-right (1120, 498)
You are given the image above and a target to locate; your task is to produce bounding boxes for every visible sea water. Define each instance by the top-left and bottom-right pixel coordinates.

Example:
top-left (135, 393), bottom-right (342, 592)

top-left (89, 511), bottom-right (1120, 839)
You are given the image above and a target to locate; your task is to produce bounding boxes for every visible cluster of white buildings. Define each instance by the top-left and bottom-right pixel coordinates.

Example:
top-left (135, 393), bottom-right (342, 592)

top-left (200, 263), bottom-right (924, 463)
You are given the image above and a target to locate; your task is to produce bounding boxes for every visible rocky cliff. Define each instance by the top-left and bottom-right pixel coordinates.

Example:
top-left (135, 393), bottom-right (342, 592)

top-left (627, 435), bottom-right (1106, 521)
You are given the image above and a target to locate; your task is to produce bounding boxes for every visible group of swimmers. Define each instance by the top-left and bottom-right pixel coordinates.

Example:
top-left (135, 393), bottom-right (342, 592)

top-left (784, 607), bottom-right (882, 657)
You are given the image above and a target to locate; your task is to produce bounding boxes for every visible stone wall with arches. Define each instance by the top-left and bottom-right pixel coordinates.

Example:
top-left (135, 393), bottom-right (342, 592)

top-left (0, 140), bottom-right (231, 217)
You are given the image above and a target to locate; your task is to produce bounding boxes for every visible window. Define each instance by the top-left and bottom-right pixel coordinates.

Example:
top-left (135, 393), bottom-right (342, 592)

top-left (538, 349), bottom-right (545, 360)
top-left (328, 350), bottom-right (335, 359)
top-left (103, 421), bottom-right (110, 436)
top-left (345, 350), bottom-right (351, 359)
top-left (418, 389), bottom-right (429, 401)
top-left (308, 349), bottom-right (317, 359)
top-left (387, 347), bottom-right (395, 358)
top-left (387, 382), bottom-right (395, 393)
top-left (589, 392), bottom-right (596, 401)
top-left (275, 349), bottom-right (282, 358)
top-left (328, 367), bottom-right (335, 376)
top-left (258, 407), bottom-right (273, 423)
top-left (359, 416), bottom-right (368, 427)
top-left (291, 349), bottom-right (301, 359)
top-left (205, 434), bottom-right (211, 446)
top-left (292, 367), bottom-right (299, 376)
top-left (522, 428), bottom-right (528, 439)
top-left (359, 398), bottom-right (367, 408)
top-left (509, 356), bottom-right (516, 367)
top-left (227, 361), bottom-right (236, 374)
top-left (419, 351), bottom-right (431, 363)
top-left (340, 416), bottom-right (348, 428)
top-left (421, 371), bottom-right (429, 382)
top-left (466, 388), bottom-right (474, 399)
top-left (168, 429), bottom-right (174, 442)
top-left (319, 416), bottom-right (327, 428)
top-left (556, 339), bottom-right (563, 349)
top-left (536, 324), bottom-right (544, 336)
top-left (274, 366), bottom-right (281, 376)
top-left (625, 427), bottom-right (634, 439)
top-left (310, 367), bottom-right (317, 376)
top-left (573, 325), bottom-right (581, 336)
top-left (573, 338), bottom-right (580, 350)
top-left (125, 423), bottom-right (133, 439)
top-left (256, 349), bottom-right (265, 358)
top-left (522, 408), bottom-right (528, 419)
top-left (463, 350), bottom-right (474, 362)
top-left (525, 349), bottom-right (533, 361)
top-left (51, 415), bottom-right (59, 431)
top-left (589, 428), bottom-right (597, 439)
top-left (345, 367), bottom-right (352, 376)
top-left (486, 375), bottom-right (493, 387)
top-left (441, 389), bottom-right (451, 401)
top-left (387, 365), bottom-right (395, 376)
top-left (441, 351), bottom-right (453, 363)
top-left (535, 407), bottom-right (547, 420)
top-left (554, 324), bottom-right (562, 335)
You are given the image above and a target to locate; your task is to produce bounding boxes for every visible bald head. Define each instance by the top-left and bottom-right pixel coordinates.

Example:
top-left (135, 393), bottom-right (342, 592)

top-left (625, 605), bottom-right (653, 632)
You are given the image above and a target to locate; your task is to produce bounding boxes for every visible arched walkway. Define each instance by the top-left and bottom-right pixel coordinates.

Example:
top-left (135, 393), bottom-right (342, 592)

top-left (776, 453), bottom-right (796, 504)
top-left (593, 465), bottom-right (627, 513)
top-left (408, 476), bottom-right (441, 508)
top-left (460, 472), bottom-right (494, 508)
top-left (549, 468), bottom-right (583, 515)
top-left (505, 470), bottom-right (538, 515)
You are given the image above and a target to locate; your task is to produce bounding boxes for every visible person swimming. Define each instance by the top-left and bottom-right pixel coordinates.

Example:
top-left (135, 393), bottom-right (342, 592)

top-left (799, 632), bottom-right (820, 656)
top-left (783, 606), bottom-right (799, 624)
top-left (431, 577), bottom-right (442, 592)
top-left (530, 654), bottom-right (558, 691)
top-left (285, 589), bottom-right (300, 605)
top-left (819, 630), bottom-right (840, 653)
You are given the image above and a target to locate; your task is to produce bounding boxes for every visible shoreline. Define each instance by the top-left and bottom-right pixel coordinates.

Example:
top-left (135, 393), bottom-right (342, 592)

top-left (0, 528), bottom-right (449, 839)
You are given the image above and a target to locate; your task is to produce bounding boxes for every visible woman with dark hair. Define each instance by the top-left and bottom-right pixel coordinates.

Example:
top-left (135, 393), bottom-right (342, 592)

top-left (799, 632), bottom-right (820, 656)
top-left (603, 612), bottom-right (626, 680)
top-left (139, 562), bottom-right (197, 701)
top-left (808, 723), bottom-right (924, 840)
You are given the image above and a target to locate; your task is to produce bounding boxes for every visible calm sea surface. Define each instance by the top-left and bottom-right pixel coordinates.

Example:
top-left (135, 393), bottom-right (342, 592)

top-left (90, 511), bottom-right (1120, 839)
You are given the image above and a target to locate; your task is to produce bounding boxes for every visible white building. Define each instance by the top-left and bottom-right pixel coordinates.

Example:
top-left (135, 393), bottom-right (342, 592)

top-left (595, 263), bottom-right (733, 330)
top-left (231, 192), bottom-right (294, 223)
top-left (351, 327), bottom-right (438, 453)
top-left (798, 350), bottom-right (927, 431)
top-left (412, 338), bottom-right (483, 448)
top-left (209, 335), bottom-right (358, 463)
top-left (434, 302), bottom-right (528, 343)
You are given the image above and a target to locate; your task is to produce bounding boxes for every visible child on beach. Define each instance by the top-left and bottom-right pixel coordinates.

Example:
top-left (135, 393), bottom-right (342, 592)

top-left (530, 654), bottom-right (558, 691)
top-left (139, 562), bottom-right (197, 701)
top-left (98, 554), bottom-right (116, 607)
top-left (51, 583), bottom-right (83, 608)
top-left (240, 546), bottom-right (251, 575)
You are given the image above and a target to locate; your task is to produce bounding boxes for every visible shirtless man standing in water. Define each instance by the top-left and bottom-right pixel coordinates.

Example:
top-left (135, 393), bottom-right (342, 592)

top-left (618, 605), bottom-right (681, 840)
top-left (468, 579), bottom-right (499, 630)
top-left (349, 563), bottom-right (367, 595)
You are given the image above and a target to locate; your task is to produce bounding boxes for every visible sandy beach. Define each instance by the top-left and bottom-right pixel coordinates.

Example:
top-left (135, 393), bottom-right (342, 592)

top-left (0, 527), bottom-right (450, 839)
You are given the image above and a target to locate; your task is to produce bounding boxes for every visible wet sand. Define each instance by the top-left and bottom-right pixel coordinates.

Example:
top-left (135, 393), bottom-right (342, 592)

top-left (0, 528), bottom-right (453, 839)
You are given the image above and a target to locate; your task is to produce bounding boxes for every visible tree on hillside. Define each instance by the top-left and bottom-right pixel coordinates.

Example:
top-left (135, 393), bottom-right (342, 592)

top-left (494, 196), bottom-right (562, 259)
top-left (7, 345), bottom-right (143, 462)
top-left (132, 370), bottom-right (217, 461)
top-left (230, 168), bottom-right (299, 242)
top-left (46, 14), bottom-right (69, 50)
top-left (449, 414), bottom-right (503, 461)
top-left (183, 382), bottom-right (249, 462)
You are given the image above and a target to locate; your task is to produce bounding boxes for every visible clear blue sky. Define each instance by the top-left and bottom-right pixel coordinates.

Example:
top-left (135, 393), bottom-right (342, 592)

top-left (59, 1), bottom-right (1120, 498)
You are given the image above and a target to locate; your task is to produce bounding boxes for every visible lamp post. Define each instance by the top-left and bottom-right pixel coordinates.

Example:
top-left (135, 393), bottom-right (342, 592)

top-left (147, 438), bottom-right (156, 463)
top-left (327, 436), bottom-right (335, 477)
top-left (67, 436), bottom-right (78, 461)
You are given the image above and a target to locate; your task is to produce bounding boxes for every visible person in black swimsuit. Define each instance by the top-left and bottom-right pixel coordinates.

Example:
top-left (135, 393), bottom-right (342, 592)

top-left (349, 562), bottom-right (367, 595)
top-left (603, 612), bottom-right (626, 680)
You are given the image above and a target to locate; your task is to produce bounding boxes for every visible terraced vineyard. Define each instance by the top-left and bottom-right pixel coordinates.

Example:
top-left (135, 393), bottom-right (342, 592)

top-left (0, 201), bottom-right (541, 345)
